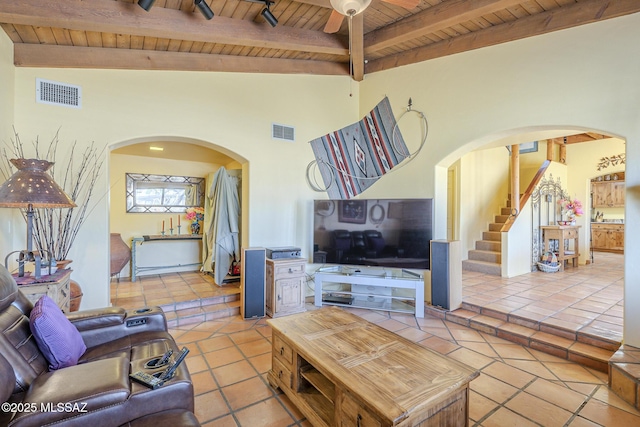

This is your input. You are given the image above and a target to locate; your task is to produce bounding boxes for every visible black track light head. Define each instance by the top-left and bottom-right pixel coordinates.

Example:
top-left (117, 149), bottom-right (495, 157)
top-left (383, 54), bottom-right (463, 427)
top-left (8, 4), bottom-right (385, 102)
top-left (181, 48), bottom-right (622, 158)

top-left (194, 0), bottom-right (214, 20)
top-left (261, 5), bottom-right (278, 27)
top-left (138, 0), bottom-right (156, 12)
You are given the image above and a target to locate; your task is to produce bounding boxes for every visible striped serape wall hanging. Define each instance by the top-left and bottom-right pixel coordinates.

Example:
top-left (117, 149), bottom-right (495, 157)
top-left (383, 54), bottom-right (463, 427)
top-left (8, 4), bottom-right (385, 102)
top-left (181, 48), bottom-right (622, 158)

top-left (309, 97), bottom-right (409, 200)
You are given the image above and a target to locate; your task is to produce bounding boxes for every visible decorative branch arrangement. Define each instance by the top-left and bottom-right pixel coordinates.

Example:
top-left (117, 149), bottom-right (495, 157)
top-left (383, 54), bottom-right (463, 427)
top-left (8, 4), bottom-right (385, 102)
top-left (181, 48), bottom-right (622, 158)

top-left (597, 153), bottom-right (625, 171)
top-left (0, 129), bottom-right (105, 262)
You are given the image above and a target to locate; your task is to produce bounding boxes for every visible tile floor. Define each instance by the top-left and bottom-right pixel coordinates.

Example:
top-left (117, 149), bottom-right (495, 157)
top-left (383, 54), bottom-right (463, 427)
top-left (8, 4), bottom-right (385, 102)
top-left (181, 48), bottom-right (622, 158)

top-left (170, 305), bottom-right (640, 426)
top-left (110, 252), bottom-right (637, 426)
top-left (460, 252), bottom-right (624, 348)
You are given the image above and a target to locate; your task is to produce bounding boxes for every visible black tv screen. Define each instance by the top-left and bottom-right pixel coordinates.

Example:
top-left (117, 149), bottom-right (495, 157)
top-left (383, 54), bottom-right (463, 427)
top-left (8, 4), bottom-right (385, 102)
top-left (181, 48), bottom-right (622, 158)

top-left (312, 199), bottom-right (433, 270)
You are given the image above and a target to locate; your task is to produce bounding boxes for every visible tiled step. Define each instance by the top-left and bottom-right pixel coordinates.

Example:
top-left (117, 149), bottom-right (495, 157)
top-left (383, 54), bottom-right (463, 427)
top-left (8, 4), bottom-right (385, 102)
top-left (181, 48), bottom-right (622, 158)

top-left (462, 259), bottom-right (501, 275)
top-left (425, 304), bottom-right (618, 373)
top-left (475, 240), bottom-right (501, 252)
top-left (468, 249), bottom-right (501, 263)
top-left (609, 345), bottom-right (640, 410)
top-left (162, 293), bottom-right (240, 327)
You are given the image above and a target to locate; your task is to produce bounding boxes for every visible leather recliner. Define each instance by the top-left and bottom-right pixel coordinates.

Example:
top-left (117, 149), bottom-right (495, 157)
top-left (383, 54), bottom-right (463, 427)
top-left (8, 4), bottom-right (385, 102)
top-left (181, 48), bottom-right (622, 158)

top-left (0, 265), bottom-right (198, 427)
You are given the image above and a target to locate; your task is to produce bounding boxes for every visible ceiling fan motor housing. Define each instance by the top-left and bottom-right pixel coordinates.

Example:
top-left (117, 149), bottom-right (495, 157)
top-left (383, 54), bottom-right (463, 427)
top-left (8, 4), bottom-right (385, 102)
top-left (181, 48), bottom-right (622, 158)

top-left (330, 0), bottom-right (372, 16)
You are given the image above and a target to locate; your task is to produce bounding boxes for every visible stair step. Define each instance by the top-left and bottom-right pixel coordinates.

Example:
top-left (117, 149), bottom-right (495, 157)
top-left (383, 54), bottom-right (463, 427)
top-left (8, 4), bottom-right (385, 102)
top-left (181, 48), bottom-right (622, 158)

top-left (462, 259), bottom-right (501, 275)
top-left (494, 214), bottom-right (510, 223)
top-left (488, 223), bottom-right (503, 232)
top-left (163, 294), bottom-right (241, 327)
top-left (424, 305), bottom-right (618, 373)
top-left (468, 249), bottom-right (501, 263)
top-left (482, 230), bottom-right (501, 241)
top-left (609, 345), bottom-right (640, 410)
top-left (501, 207), bottom-right (512, 216)
top-left (476, 240), bottom-right (501, 252)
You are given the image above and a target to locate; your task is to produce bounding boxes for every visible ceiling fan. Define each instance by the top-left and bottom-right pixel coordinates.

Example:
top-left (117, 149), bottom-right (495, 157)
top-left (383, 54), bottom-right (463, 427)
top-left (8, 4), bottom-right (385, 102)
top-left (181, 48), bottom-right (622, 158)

top-left (323, 0), bottom-right (420, 34)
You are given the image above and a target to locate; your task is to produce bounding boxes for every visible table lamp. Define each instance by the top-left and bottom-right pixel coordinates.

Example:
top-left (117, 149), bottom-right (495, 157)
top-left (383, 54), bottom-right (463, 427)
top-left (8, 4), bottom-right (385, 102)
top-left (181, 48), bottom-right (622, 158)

top-left (0, 158), bottom-right (76, 278)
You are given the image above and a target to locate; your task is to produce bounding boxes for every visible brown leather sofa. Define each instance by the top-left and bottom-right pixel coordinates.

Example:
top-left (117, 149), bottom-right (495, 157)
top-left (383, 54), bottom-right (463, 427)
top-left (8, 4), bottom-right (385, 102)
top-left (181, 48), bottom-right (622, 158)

top-left (0, 265), bottom-right (200, 426)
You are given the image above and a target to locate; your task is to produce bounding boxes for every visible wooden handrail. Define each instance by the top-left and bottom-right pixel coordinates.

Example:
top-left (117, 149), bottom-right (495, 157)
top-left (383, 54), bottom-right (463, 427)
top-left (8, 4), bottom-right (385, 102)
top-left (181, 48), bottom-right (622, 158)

top-left (501, 160), bottom-right (551, 232)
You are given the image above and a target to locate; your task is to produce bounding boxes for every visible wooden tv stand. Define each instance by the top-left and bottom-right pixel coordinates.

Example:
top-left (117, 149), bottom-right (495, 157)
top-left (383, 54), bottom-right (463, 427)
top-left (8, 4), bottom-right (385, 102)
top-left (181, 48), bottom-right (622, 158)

top-left (267, 307), bottom-right (478, 426)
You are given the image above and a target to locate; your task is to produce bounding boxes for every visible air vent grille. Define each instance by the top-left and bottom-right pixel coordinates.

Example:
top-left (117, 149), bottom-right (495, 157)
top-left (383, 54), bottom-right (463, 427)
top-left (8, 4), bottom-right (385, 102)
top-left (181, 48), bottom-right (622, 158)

top-left (36, 78), bottom-right (82, 108)
top-left (272, 123), bottom-right (295, 142)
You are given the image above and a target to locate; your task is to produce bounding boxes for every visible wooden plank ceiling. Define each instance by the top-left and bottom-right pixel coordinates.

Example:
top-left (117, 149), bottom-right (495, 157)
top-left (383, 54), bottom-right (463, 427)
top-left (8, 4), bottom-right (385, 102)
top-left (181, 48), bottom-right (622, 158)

top-left (0, 0), bottom-right (638, 82)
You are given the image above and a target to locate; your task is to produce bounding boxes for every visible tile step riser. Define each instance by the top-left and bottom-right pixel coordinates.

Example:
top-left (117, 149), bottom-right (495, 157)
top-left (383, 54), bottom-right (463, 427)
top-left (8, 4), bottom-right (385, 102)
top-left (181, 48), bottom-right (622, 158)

top-left (460, 302), bottom-right (620, 350)
top-left (440, 305), bottom-right (617, 373)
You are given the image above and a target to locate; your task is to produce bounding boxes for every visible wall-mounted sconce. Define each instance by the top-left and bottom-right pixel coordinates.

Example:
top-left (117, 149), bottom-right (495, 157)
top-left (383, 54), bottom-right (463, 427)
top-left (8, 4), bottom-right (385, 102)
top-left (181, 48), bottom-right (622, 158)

top-left (194, 0), bottom-right (214, 20)
top-left (138, 0), bottom-right (156, 11)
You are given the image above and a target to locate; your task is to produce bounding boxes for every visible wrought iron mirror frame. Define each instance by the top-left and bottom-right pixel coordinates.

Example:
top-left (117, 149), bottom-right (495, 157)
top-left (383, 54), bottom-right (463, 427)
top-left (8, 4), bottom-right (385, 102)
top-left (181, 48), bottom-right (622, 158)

top-left (126, 173), bottom-right (205, 213)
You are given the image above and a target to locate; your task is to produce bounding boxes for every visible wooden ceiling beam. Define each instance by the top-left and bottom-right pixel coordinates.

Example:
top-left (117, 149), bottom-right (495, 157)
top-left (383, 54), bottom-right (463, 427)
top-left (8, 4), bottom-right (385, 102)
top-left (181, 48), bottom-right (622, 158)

top-left (364, 0), bottom-right (523, 54)
top-left (365, 0), bottom-right (640, 74)
top-left (351, 14), bottom-right (365, 82)
top-left (0, 0), bottom-right (348, 56)
top-left (14, 44), bottom-right (350, 75)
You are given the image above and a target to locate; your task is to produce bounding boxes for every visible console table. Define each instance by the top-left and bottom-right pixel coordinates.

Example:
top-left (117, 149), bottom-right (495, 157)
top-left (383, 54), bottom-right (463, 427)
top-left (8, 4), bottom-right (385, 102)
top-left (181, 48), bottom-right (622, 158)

top-left (130, 234), bottom-right (203, 281)
top-left (267, 307), bottom-right (479, 427)
top-left (541, 225), bottom-right (580, 271)
top-left (314, 266), bottom-right (424, 318)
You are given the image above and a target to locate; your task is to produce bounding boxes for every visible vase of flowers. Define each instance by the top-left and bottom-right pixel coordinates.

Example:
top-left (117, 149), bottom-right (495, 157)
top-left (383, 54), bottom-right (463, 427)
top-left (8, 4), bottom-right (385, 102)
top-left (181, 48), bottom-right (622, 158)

top-left (185, 207), bottom-right (204, 235)
top-left (559, 198), bottom-right (583, 225)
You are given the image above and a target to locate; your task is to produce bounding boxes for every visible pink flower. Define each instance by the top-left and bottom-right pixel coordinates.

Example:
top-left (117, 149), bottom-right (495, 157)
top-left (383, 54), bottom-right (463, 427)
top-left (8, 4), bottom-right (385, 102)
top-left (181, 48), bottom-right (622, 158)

top-left (185, 207), bottom-right (204, 221)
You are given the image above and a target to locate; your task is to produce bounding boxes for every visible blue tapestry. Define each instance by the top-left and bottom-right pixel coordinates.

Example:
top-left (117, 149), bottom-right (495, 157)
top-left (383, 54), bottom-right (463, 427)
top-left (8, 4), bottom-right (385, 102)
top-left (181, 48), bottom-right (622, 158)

top-left (309, 97), bottom-right (408, 199)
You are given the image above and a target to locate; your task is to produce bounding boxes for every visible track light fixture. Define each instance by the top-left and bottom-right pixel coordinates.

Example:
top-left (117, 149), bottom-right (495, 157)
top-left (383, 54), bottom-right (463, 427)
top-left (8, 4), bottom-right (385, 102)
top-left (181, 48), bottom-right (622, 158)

top-left (138, 0), bottom-right (156, 12)
top-left (194, 0), bottom-right (214, 20)
top-left (261, 1), bottom-right (278, 27)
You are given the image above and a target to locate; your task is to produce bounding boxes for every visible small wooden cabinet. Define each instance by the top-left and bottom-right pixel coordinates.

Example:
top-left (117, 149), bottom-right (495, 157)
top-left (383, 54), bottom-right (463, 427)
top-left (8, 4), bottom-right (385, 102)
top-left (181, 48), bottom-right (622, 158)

top-left (591, 223), bottom-right (624, 253)
top-left (265, 258), bottom-right (306, 317)
top-left (15, 269), bottom-right (72, 313)
top-left (592, 180), bottom-right (625, 208)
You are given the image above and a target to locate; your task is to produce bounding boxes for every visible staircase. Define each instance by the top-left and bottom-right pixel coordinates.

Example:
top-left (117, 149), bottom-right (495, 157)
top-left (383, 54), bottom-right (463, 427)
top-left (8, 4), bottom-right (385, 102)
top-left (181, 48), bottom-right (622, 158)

top-left (462, 205), bottom-right (512, 276)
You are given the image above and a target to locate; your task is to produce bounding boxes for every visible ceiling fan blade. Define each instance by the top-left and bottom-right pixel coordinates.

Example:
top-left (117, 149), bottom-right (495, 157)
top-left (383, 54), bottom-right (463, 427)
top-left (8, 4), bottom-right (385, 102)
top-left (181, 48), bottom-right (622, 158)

top-left (381, 0), bottom-right (419, 10)
top-left (324, 10), bottom-right (345, 34)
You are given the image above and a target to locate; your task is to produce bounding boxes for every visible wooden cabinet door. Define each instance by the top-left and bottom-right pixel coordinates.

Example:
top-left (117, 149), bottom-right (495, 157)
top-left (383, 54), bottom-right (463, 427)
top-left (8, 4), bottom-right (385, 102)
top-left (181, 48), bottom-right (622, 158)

top-left (592, 183), bottom-right (609, 208)
top-left (611, 181), bottom-right (625, 207)
top-left (610, 229), bottom-right (625, 251)
top-left (591, 228), bottom-right (608, 250)
top-left (275, 277), bottom-right (303, 313)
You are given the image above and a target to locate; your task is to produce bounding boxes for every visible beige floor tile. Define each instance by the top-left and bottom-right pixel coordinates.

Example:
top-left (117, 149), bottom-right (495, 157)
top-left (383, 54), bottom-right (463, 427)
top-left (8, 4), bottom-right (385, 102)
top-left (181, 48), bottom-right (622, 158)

top-left (470, 373), bottom-right (519, 404)
top-left (481, 407), bottom-right (539, 427)
top-left (524, 378), bottom-right (588, 413)
top-left (194, 390), bottom-right (231, 424)
top-left (506, 392), bottom-right (573, 426)
top-left (482, 361), bottom-right (535, 389)
top-left (203, 346), bottom-right (245, 369)
top-left (578, 398), bottom-right (640, 426)
top-left (468, 390), bottom-right (499, 423)
top-left (212, 360), bottom-right (258, 387)
top-left (222, 376), bottom-right (275, 411)
top-left (233, 397), bottom-right (297, 427)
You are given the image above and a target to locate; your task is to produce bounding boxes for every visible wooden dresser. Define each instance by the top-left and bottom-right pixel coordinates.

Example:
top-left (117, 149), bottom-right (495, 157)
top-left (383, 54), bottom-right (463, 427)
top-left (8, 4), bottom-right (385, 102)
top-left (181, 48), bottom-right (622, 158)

top-left (265, 258), bottom-right (306, 318)
top-left (14, 269), bottom-right (72, 313)
top-left (267, 307), bottom-right (479, 427)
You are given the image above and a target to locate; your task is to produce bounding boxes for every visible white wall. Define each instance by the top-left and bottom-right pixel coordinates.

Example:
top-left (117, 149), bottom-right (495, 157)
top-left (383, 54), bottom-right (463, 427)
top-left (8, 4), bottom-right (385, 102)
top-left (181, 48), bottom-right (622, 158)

top-left (360, 13), bottom-right (640, 346)
top-left (8, 70), bottom-right (358, 309)
top-left (0, 30), bottom-right (16, 254)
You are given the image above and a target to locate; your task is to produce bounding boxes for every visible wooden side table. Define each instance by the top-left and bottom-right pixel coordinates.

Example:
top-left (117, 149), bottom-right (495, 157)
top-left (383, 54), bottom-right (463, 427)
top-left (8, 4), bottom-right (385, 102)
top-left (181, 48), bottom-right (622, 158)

top-left (541, 225), bottom-right (580, 271)
top-left (14, 269), bottom-right (72, 312)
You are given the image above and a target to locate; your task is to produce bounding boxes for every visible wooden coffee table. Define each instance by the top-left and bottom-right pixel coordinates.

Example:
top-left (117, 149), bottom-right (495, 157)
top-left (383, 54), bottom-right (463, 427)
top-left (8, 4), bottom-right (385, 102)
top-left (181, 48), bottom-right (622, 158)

top-left (267, 307), bottom-right (479, 426)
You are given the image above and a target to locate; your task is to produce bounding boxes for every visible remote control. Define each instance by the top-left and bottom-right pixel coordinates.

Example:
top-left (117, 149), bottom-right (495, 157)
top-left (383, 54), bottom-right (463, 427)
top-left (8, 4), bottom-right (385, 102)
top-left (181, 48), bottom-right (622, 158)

top-left (158, 347), bottom-right (189, 380)
top-left (130, 371), bottom-right (165, 389)
top-left (158, 349), bottom-right (173, 365)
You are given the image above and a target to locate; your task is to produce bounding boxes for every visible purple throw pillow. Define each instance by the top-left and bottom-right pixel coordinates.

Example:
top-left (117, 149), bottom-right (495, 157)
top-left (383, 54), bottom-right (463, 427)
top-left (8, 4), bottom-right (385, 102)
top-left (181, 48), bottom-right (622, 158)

top-left (29, 295), bottom-right (86, 370)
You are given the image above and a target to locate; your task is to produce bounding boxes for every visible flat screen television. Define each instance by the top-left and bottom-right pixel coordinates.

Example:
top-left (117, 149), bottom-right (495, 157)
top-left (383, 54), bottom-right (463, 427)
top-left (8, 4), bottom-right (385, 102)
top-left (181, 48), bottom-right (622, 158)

top-left (312, 199), bottom-right (433, 270)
